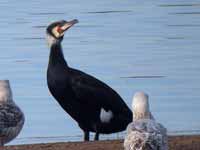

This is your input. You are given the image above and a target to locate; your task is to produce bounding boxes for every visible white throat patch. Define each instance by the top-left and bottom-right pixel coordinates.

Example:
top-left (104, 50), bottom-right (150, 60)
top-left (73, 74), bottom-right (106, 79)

top-left (46, 33), bottom-right (58, 48)
top-left (100, 108), bottom-right (113, 123)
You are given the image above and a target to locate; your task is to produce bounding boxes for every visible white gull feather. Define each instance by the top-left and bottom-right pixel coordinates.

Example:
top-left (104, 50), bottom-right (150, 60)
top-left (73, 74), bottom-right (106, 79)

top-left (124, 92), bottom-right (168, 150)
top-left (0, 80), bottom-right (25, 146)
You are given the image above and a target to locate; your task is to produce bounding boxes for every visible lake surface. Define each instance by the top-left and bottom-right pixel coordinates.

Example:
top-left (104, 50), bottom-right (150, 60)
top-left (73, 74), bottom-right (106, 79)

top-left (0, 0), bottom-right (200, 145)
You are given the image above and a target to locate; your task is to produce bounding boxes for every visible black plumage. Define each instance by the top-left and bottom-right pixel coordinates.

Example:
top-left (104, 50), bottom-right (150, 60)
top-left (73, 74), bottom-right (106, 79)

top-left (46, 19), bottom-right (132, 141)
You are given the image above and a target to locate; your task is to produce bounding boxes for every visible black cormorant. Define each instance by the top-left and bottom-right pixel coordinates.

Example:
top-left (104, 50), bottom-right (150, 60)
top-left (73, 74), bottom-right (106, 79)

top-left (46, 19), bottom-right (132, 141)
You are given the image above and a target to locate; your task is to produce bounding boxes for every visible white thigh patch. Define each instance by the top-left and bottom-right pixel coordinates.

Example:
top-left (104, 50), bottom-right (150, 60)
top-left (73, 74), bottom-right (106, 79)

top-left (100, 108), bottom-right (113, 123)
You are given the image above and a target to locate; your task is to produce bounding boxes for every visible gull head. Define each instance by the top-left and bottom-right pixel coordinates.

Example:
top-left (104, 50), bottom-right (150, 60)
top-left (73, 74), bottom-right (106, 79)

top-left (132, 91), bottom-right (151, 120)
top-left (0, 80), bottom-right (13, 103)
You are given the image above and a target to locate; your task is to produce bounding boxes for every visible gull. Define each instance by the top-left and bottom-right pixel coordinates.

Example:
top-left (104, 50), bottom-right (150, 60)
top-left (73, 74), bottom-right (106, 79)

top-left (124, 91), bottom-right (168, 150)
top-left (0, 80), bottom-right (24, 147)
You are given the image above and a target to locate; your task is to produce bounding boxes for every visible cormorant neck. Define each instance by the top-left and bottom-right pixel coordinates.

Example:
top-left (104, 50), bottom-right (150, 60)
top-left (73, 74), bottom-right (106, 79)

top-left (49, 41), bottom-right (68, 67)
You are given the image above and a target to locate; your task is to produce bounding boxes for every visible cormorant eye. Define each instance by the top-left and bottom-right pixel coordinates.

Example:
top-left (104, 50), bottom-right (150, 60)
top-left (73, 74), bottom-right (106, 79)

top-left (57, 26), bottom-right (63, 34)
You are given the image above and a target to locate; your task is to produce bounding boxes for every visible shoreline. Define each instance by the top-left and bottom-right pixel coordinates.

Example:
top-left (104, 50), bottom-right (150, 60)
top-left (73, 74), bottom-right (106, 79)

top-left (4, 135), bottom-right (200, 150)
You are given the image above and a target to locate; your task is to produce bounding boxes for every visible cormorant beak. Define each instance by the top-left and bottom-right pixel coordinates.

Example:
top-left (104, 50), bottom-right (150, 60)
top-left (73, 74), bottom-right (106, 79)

top-left (61, 19), bottom-right (79, 32)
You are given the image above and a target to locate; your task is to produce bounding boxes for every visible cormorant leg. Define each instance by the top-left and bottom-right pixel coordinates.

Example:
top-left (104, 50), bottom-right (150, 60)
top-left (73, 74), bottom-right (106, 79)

top-left (84, 131), bottom-right (89, 141)
top-left (94, 132), bottom-right (99, 141)
top-left (0, 137), bottom-right (3, 147)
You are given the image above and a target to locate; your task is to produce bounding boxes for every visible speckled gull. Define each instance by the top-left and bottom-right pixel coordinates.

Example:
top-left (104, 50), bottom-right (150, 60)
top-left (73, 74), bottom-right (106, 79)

top-left (0, 80), bottom-right (25, 146)
top-left (124, 92), bottom-right (168, 150)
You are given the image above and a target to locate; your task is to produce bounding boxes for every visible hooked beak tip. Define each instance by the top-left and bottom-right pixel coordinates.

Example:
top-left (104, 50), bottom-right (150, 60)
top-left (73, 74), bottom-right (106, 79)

top-left (61, 19), bottom-right (79, 31)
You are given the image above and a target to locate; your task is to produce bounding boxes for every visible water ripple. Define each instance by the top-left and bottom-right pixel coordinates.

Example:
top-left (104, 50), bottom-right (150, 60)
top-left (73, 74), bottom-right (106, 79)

top-left (85, 10), bottom-right (132, 14)
top-left (167, 24), bottom-right (200, 27)
top-left (14, 60), bottom-right (31, 63)
top-left (29, 12), bottom-right (65, 15)
top-left (171, 12), bottom-right (200, 15)
top-left (120, 76), bottom-right (165, 79)
top-left (33, 25), bottom-right (47, 29)
top-left (166, 37), bottom-right (185, 40)
top-left (13, 37), bottom-right (44, 40)
top-left (159, 4), bottom-right (200, 7)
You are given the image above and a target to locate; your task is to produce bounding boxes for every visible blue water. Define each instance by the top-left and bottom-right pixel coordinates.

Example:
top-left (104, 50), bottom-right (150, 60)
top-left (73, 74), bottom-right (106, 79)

top-left (0, 0), bottom-right (200, 145)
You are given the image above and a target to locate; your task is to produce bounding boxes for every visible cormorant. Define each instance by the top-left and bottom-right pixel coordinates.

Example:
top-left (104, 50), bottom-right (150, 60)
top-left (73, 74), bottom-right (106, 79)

top-left (124, 92), bottom-right (168, 150)
top-left (0, 80), bottom-right (25, 146)
top-left (46, 19), bottom-right (132, 141)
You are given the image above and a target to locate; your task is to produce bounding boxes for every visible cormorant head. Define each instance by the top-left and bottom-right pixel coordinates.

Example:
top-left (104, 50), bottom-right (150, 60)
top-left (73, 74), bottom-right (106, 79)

top-left (132, 91), bottom-right (151, 120)
top-left (46, 19), bottom-right (78, 47)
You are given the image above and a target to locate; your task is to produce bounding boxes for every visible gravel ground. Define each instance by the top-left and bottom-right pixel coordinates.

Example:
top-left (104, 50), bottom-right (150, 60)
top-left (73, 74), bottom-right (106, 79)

top-left (3, 135), bottom-right (200, 150)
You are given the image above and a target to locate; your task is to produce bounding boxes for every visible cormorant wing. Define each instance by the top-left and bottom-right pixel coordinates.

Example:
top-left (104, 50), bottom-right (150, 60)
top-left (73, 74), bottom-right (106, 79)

top-left (70, 69), bottom-right (130, 114)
